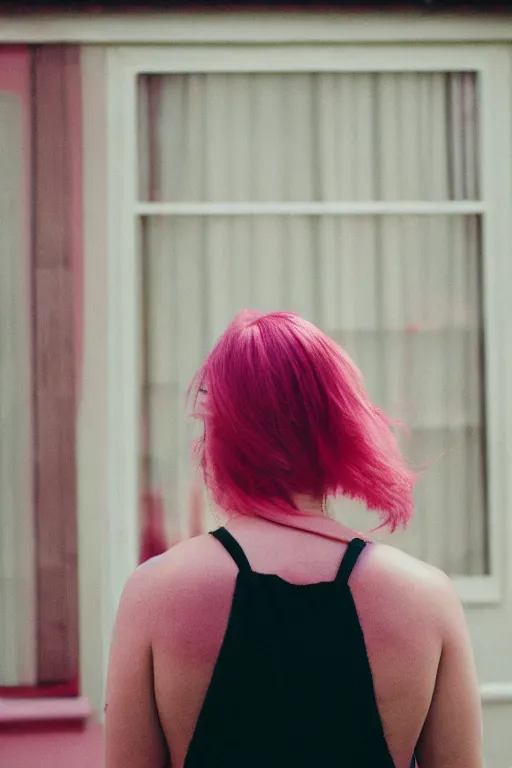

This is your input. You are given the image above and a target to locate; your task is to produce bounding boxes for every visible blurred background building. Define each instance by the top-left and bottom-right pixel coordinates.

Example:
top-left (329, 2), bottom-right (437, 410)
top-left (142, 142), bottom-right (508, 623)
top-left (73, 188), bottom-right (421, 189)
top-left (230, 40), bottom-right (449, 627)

top-left (0, 3), bottom-right (511, 766)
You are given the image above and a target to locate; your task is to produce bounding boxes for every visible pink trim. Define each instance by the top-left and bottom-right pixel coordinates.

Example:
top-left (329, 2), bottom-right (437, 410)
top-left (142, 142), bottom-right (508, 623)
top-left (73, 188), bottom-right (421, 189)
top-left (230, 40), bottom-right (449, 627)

top-left (0, 46), bottom-right (30, 94)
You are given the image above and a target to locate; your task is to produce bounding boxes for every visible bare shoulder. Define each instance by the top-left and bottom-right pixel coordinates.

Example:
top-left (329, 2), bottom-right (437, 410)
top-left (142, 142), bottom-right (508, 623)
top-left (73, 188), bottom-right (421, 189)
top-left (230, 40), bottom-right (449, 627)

top-left (353, 541), bottom-right (462, 632)
top-left (119, 533), bottom-right (237, 619)
top-left (136, 532), bottom-right (235, 583)
top-left (365, 540), bottom-right (450, 585)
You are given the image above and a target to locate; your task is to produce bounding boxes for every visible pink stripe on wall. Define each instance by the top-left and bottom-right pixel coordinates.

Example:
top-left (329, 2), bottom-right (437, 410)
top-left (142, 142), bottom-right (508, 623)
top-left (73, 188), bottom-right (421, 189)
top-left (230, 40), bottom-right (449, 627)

top-left (0, 49), bottom-right (31, 273)
top-left (0, 46), bottom-right (30, 92)
top-left (0, 48), bottom-right (33, 497)
top-left (32, 45), bottom-right (81, 685)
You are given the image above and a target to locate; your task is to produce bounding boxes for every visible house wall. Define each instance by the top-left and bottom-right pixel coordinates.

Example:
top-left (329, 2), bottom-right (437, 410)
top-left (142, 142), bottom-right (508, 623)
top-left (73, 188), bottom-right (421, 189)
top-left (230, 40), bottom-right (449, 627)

top-left (77, 27), bottom-right (512, 768)
top-left (0, 44), bottom-right (82, 691)
top-left (1, 14), bottom-right (512, 767)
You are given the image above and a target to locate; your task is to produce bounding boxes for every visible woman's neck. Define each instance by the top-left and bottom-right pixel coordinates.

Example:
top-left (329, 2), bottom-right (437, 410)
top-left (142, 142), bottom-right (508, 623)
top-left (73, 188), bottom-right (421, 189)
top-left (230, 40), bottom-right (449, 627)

top-left (225, 498), bottom-right (365, 545)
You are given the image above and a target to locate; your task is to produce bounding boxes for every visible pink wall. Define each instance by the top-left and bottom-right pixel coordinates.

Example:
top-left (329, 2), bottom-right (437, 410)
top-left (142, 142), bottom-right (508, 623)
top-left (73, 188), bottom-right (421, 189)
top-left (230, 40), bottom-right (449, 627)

top-left (32, 45), bottom-right (82, 686)
top-left (0, 48), bottom-right (31, 311)
top-left (0, 44), bottom-right (82, 691)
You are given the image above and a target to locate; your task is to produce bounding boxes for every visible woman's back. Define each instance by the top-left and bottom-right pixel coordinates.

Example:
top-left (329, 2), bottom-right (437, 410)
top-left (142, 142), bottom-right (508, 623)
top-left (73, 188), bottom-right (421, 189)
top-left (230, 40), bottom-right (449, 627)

top-left (105, 312), bottom-right (482, 767)
top-left (106, 514), bottom-right (481, 768)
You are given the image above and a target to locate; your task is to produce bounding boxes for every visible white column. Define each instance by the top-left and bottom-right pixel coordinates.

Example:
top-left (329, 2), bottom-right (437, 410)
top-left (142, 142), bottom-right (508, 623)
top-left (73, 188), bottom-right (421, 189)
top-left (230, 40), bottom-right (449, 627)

top-left (79, 47), bottom-right (140, 717)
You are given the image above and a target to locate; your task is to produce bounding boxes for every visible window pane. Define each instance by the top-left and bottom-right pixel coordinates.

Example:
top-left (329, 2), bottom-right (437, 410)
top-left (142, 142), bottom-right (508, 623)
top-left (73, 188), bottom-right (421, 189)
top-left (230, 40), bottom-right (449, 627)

top-left (139, 213), bottom-right (487, 576)
top-left (138, 72), bottom-right (479, 203)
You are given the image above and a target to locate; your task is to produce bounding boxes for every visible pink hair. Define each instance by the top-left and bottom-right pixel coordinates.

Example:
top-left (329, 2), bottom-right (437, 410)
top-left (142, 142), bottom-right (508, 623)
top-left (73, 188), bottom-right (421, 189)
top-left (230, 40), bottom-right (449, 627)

top-left (189, 311), bottom-right (416, 531)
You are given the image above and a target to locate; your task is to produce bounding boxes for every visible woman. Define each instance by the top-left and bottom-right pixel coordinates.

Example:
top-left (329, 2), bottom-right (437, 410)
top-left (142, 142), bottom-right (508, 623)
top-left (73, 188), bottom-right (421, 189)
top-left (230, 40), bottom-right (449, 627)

top-left (105, 310), bottom-right (482, 768)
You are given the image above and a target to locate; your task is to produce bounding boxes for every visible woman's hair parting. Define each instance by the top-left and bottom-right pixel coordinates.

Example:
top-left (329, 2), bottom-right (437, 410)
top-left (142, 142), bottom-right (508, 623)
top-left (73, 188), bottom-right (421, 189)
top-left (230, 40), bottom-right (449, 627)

top-left (189, 310), bottom-right (416, 531)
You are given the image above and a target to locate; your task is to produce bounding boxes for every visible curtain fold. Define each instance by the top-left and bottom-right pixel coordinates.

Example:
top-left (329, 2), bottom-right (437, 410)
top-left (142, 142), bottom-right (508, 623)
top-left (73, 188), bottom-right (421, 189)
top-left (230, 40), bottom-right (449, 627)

top-left (139, 72), bottom-right (479, 203)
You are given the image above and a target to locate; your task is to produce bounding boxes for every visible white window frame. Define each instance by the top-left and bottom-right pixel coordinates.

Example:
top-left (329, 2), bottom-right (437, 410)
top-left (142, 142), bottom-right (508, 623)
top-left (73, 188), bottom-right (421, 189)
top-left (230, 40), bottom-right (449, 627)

top-left (103, 42), bottom-right (512, 657)
top-left (4, 12), bottom-right (512, 45)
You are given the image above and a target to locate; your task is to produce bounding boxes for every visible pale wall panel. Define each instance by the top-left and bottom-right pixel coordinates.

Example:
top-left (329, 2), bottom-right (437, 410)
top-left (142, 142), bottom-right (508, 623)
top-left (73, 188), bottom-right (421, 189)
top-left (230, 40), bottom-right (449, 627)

top-left (0, 62), bottom-right (36, 687)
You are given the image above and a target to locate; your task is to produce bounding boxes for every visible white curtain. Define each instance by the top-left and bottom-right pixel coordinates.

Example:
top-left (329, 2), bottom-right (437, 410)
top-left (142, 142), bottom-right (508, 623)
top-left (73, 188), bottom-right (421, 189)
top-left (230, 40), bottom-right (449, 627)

top-left (138, 72), bottom-right (486, 576)
top-left (0, 93), bottom-right (37, 685)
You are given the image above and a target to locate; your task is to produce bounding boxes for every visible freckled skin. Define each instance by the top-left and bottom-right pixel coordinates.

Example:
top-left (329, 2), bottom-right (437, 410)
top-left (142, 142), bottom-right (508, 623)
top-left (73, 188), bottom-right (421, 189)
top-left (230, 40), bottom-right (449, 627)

top-left (105, 514), bottom-right (482, 768)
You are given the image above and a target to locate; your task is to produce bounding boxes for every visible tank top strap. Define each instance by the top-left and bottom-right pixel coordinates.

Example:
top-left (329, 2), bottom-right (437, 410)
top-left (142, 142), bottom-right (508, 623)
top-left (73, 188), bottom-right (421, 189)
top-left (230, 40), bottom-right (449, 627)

top-left (210, 527), bottom-right (253, 574)
top-left (335, 537), bottom-right (367, 585)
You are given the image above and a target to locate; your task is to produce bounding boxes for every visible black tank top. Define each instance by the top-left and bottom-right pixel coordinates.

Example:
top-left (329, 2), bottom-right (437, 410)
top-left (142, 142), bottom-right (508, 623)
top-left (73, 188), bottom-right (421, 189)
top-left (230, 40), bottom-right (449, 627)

top-left (184, 528), bottom-right (416, 768)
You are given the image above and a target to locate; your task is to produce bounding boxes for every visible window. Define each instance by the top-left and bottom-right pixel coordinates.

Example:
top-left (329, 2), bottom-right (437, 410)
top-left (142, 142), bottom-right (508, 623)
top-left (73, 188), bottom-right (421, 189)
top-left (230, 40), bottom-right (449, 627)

top-left (107, 44), bottom-right (511, 604)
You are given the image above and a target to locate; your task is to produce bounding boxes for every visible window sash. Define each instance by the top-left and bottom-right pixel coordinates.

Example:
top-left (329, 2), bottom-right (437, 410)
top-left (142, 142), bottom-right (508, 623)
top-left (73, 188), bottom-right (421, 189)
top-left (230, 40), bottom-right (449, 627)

top-left (105, 43), bottom-right (512, 605)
